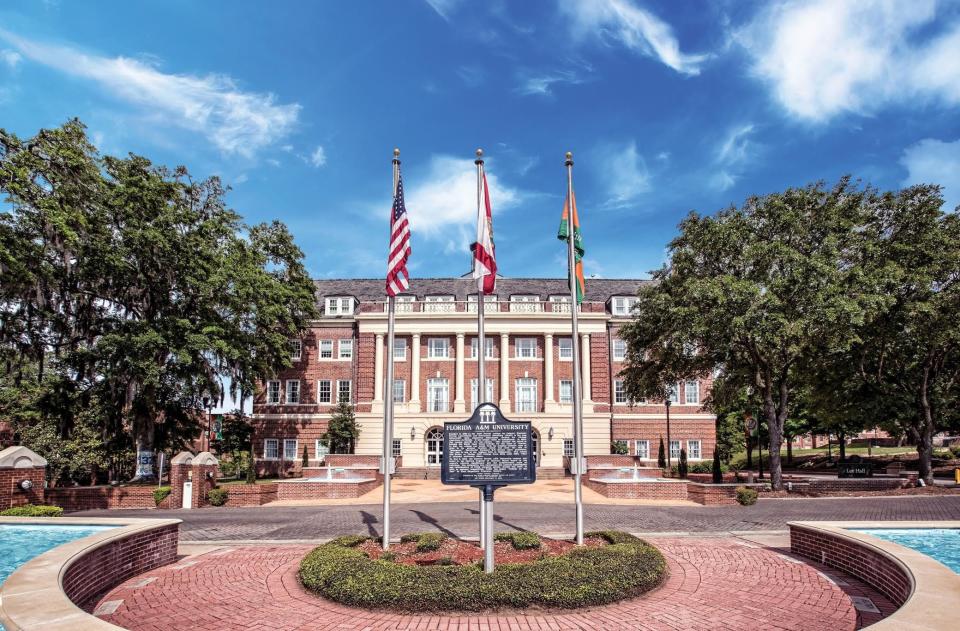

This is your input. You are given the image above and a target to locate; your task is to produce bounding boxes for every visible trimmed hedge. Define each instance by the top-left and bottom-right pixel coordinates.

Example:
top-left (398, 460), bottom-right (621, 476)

top-left (494, 531), bottom-right (541, 550)
top-left (154, 486), bottom-right (172, 506)
top-left (400, 532), bottom-right (447, 552)
top-left (299, 531), bottom-right (666, 612)
top-left (1, 504), bottom-right (64, 517)
top-left (208, 487), bottom-right (228, 506)
top-left (736, 487), bottom-right (759, 506)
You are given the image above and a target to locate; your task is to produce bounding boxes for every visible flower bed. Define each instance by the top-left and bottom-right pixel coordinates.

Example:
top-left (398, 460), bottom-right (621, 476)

top-left (299, 531), bottom-right (667, 612)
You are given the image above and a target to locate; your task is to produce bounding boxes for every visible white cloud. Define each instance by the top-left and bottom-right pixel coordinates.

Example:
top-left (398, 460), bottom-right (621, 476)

top-left (234, 173), bottom-right (249, 185)
top-left (457, 65), bottom-right (485, 88)
top-left (900, 138), bottom-right (960, 212)
top-left (737, 0), bottom-right (960, 121)
top-left (595, 140), bottom-right (651, 208)
top-left (310, 145), bottom-right (327, 168)
top-left (711, 123), bottom-right (756, 191)
top-left (0, 29), bottom-right (299, 157)
top-left (515, 70), bottom-right (585, 96)
top-left (1, 49), bottom-right (21, 69)
top-left (405, 155), bottom-right (522, 236)
top-left (424, 0), bottom-right (463, 21)
top-left (559, 0), bottom-right (708, 76)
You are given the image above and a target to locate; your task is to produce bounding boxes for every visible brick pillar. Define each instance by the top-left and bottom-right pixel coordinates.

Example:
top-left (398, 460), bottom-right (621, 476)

top-left (168, 451), bottom-right (193, 510)
top-left (0, 446), bottom-right (47, 510)
top-left (169, 451), bottom-right (219, 509)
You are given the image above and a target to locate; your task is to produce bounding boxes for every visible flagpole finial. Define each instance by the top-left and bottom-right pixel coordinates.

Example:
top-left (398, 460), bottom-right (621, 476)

top-left (475, 148), bottom-right (484, 165)
top-left (393, 148), bottom-right (400, 158)
top-left (565, 151), bottom-right (573, 166)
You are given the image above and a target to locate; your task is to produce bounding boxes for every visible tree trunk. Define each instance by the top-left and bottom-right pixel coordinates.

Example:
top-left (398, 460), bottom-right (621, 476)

top-left (131, 415), bottom-right (156, 482)
top-left (765, 383), bottom-right (786, 491)
top-left (746, 432), bottom-right (753, 468)
top-left (917, 368), bottom-right (936, 485)
top-left (786, 438), bottom-right (793, 466)
top-left (838, 432), bottom-right (847, 461)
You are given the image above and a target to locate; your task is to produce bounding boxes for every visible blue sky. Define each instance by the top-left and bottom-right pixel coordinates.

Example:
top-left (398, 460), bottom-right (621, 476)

top-left (2, 0), bottom-right (960, 284)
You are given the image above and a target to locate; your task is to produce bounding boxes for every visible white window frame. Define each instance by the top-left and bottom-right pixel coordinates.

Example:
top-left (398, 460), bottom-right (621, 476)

top-left (612, 296), bottom-right (637, 316)
top-left (515, 378), bottom-right (538, 413)
top-left (614, 380), bottom-right (628, 404)
top-left (283, 438), bottom-right (298, 461)
top-left (515, 338), bottom-right (538, 359)
top-left (263, 438), bottom-right (279, 460)
top-left (317, 379), bottom-right (332, 404)
top-left (315, 438), bottom-right (329, 460)
top-left (318, 339), bottom-right (334, 359)
top-left (290, 339), bottom-right (302, 361)
top-left (393, 338), bottom-right (407, 360)
top-left (337, 379), bottom-right (352, 403)
top-left (563, 439), bottom-right (574, 457)
top-left (687, 440), bottom-right (702, 460)
top-left (427, 378), bottom-right (449, 412)
top-left (267, 380), bottom-right (281, 404)
top-left (612, 339), bottom-right (627, 362)
top-left (391, 438), bottom-right (402, 458)
top-left (470, 337), bottom-right (495, 359)
top-left (470, 378), bottom-right (494, 411)
top-left (559, 379), bottom-right (573, 404)
top-left (684, 380), bottom-right (700, 405)
top-left (558, 337), bottom-right (573, 360)
top-left (669, 440), bottom-right (681, 461)
top-left (285, 380), bottom-right (300, 404)
top-left (634, 439), bottom-right (650, 459)
top-left (667, 384), bottom-right (679, 403)
top-left (338, 339), bottom-right (353, 360)
top-left (325, 296), bottom-right (354, 316)
top-left (393, 379), bottom-right (405, 403)
top-left (427, 337), bottom-right (450, 359)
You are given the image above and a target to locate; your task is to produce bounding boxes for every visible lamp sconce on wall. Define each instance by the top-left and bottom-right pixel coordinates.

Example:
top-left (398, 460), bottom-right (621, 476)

top-left (548, 427), bottom-right (555, 440)
top-left (18, 479), bottom-right (33, 491)
top-left (410, 427), bottom-right (416, 441)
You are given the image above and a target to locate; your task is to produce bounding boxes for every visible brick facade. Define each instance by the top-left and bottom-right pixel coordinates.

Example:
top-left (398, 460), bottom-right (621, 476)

top-left (0, 466), bottom-right (45, 509)
top-left (252, 278), bottom-right (717, 471)
top-left (46, 486), bottom-right (159, 511)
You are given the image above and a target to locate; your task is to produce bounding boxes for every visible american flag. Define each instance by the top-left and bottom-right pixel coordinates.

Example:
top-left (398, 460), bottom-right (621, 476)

top-left (386, 170), bottom-right (411, 296)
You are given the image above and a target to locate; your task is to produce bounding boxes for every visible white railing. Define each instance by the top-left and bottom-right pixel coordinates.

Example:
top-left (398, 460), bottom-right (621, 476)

top-left (372, 300), bottom-right (584, 314)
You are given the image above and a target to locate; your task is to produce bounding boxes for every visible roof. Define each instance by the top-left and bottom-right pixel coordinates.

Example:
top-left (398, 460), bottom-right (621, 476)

top-left (313, 277), bottom-right (650, 304)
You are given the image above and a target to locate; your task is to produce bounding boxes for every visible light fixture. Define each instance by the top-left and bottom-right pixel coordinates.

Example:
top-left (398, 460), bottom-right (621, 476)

top-left (410, 426), bottom-right (416, 441)
top-left (548, 427), bottom-right (555, 440)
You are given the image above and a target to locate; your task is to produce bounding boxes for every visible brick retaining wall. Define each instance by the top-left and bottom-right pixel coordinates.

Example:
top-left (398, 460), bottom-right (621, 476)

top-left (789, 524), bottom-right (912, 606)
top-left (583, 478), bottom-right (689, 499)
top-left (62, 522), bottom-right (180, 612)
top-left (276, 478), bottom-right (379, 500)
top-left (687, 483), bottom-right (769, 505)
top-left (0, 466), bottom-right (45, 509)
top-left (807, 476), bottom-right (914, 494)
top-left (222, 483), bottom-right (278, 506)
top-left (46, 486), bottom-right (159, 512)
top-left (325, 454), bottom-right (382, 467)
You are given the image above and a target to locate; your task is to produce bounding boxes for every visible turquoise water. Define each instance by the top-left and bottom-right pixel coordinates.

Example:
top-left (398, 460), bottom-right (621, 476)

top-left (0, 524), bottom-right (113, 629)
top-left (854, 528), bottom-right (960, 574)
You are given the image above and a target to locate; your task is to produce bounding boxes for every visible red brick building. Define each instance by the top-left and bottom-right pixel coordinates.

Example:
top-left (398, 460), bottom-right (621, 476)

top-left (252, 277), bottom-right (716, 476)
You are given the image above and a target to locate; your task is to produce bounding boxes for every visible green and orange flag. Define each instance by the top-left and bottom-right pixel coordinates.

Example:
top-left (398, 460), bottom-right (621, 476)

top-left (557, 190), bottom-right (585, 303)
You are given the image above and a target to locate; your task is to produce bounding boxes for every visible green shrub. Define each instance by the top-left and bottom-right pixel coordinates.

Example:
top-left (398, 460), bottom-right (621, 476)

top-left (332, 535), bottom-right (370, 547)
top-left (611, 440), bottom-right (629, 455)
top-left (950, 444), bottom-right (960, 458)
top-left (153, 486), bottom-right (172, 506)
top-left (1, 504), bottom-right (64, 517)
top-left (494, 531), bottom-right (541, 550)
top-left (690, 461), bottom-right (729, 474)
top-left (300, 531), bottom-right (666, 611)
top-left (436, 556), bottom-right (455, 566)
top-left (399, 532), bottom-right (446, 552)
top-left (585, 530), bottom-right (637, 545)
top-left (207, 487), bottom-right (228, 507)
top-left (380, 551), bottom-right (396, 562)
top-left (736, 487), bottom-right (759, 506)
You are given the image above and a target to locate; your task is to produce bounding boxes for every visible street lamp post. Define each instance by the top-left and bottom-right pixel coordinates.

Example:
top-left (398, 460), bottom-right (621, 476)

top-left (202, 396), bottom-right (211, 452)
top-left (665, 390), bottom-right (673, 470)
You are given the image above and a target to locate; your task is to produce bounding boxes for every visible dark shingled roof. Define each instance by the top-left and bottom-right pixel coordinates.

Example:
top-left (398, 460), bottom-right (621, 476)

top-left (313, 278), bottom-right (651, 304)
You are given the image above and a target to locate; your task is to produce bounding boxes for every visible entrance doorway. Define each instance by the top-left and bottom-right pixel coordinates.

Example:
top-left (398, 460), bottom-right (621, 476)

top-left (425, 427), bottom-right (443, 466)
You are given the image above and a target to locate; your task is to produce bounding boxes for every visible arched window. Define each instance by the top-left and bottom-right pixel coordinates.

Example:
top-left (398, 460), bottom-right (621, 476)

top-left (426, 427), bottom-right (444, 466)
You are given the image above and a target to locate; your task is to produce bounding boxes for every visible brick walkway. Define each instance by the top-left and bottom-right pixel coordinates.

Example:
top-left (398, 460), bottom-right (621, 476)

top-left (72, 495), bottom-right (960, 541)
top-left (95, 537), bottom-right (894, 631)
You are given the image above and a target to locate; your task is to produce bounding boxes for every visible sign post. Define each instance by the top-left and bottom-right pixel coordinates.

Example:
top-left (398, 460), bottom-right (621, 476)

top-left (442, 403), bottom-right (536, 573)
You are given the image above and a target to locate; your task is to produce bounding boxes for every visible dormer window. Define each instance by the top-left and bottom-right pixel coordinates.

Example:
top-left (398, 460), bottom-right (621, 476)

top-left (325, 297), bottom-right (354, 316)
top-left (611, 296), bottom-right (638, 316)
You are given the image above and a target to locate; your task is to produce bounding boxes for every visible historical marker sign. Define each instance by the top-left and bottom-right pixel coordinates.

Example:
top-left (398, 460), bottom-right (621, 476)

top-left (441, 403), bottom-right (536, 486)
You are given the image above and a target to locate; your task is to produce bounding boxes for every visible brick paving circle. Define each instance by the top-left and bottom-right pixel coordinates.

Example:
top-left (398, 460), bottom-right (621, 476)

top-left (96, 537), bottom-right (894, 631)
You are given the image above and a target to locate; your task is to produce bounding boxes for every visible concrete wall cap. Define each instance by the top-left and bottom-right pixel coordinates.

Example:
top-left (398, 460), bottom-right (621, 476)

top-left (193, 452), bottom-right (219, 466)
top-left (0, 445), bottom-right (47, 468)
top-left (170, 451), bottom-right (194, 465)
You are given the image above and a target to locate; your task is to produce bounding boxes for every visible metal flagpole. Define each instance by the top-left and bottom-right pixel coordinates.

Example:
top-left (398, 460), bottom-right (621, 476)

top-left (475, 148), bottom-right (487, 552)
top-left (565, 151), bottom-right (585, 546)
top-left (382, 148), bottom-right (400, 550)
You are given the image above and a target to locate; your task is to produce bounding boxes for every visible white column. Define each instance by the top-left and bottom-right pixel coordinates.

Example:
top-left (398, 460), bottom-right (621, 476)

top-left (410, 333), bottom-right (421, 411)
top-left (454, 333), bottom-right (466, 413)
top-left (373, 334), bottom-right (384, 407)
top-left (499, 333), bottom-right (511, 409)
top-left (581, 333), bottom-right (592, 403)
top-left (544, 333), bottom-right (554, 403)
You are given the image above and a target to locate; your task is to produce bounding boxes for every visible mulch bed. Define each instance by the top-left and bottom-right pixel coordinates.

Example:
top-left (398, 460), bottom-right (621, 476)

top-left (358, 535), bottom-right (608, 566)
